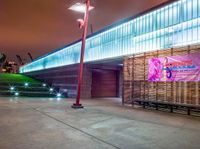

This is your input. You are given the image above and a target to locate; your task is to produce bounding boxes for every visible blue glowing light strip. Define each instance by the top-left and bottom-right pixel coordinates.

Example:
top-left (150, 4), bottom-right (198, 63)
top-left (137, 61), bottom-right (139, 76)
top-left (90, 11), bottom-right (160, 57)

top-left (20, 0), bottom-right (200, 73)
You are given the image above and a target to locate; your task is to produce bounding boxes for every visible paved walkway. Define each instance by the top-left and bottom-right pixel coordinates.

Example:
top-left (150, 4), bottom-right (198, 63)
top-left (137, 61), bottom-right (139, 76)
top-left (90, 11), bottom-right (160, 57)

top-left (0, 97), bottom-right (200, 149)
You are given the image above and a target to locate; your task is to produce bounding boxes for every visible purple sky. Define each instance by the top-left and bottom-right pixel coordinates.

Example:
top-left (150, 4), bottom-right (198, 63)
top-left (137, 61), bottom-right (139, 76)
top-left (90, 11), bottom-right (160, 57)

top-left (0, 0), bottom-right (168, 62)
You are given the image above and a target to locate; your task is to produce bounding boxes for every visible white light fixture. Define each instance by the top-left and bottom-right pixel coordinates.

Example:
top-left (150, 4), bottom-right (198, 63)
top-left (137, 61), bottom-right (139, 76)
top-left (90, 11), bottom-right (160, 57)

top-left (49, 88), bottom-right (53, 92)
top-left (57, 93), bottom-right (62, 98)
top-left (15, 92), bottom-right (19, 96)
top-left (68, 3), bottom-right (94, 13)
top-left (10, 86), bottom-right (15, 91)
top-left (42, 83), bottom-right (47, 87)
top-left (24, 83), bottom-right (29, 87)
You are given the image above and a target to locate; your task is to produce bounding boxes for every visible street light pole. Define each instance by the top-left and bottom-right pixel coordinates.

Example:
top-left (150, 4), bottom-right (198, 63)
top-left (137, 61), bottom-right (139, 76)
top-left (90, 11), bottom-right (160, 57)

top-left (72, 0), bottom-right (91, 109)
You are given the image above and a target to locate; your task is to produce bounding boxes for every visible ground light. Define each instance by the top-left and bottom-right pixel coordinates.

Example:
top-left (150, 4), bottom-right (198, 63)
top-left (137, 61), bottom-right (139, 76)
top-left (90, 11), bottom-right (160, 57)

top-left (10, 86), bottom-right (15, 91)
top-left (49, 88), bottom-right (53, 92)
top-left (69, 0), bottom-right (94, 109)
top-left (56, 93), bottom-right (62, 98)
top-left (14, 92), bottom-right (19, 96)
top-left (24, 82), bottom-right (29, 87)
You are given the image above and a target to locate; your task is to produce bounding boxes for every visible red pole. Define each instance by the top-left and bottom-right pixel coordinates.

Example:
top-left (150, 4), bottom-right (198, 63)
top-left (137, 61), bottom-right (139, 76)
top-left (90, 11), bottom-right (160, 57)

top-left (72, 0), bottom-right (90, 108)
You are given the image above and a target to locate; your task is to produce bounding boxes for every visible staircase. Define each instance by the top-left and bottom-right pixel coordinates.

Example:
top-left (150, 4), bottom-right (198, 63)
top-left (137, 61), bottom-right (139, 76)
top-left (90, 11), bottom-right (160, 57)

top-left (0, 73), bottom-right (61, 97)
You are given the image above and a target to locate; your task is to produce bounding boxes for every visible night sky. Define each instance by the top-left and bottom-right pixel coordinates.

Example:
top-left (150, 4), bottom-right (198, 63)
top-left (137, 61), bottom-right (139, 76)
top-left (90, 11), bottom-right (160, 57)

top-left (0, 0), bottom-right (168, 62)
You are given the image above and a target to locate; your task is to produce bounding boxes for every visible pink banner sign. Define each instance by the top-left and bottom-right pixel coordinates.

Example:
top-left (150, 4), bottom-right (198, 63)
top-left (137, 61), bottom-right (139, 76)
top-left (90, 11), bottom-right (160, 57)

top-left (148, 53), bottom-right (200, 82)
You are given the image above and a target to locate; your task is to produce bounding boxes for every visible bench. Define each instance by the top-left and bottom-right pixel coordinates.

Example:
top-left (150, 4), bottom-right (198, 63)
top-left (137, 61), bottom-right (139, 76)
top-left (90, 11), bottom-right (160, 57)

top-left (133, 99), bottom-right (200, 115)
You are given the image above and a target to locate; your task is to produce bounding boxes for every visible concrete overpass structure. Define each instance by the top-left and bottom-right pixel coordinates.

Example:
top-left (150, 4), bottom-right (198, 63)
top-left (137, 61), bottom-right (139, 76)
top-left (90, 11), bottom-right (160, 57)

top-left (20, 0), bottom-right (200, 99)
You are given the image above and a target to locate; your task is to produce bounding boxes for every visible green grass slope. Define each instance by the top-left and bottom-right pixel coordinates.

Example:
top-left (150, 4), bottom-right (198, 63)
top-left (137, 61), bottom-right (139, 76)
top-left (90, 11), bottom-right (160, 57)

top-left (0, 73), bottom-right (40, 84)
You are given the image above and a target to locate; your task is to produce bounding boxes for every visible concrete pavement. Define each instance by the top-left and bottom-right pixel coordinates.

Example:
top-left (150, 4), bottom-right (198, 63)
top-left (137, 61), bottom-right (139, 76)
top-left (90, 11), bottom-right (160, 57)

top-left (0, 97), bottom-right (200, 149)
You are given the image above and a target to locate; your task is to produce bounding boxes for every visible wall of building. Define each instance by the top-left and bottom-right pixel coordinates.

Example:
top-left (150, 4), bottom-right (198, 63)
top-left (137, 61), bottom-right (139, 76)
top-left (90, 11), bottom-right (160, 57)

top-left (91, 69), bottom-right (118, 98)
top-left (25, 63), bottom-right (122, 99)
top-left (25, 64), bottom-right (92, 98)
top-left (123, 44), bottom-right (200, 106)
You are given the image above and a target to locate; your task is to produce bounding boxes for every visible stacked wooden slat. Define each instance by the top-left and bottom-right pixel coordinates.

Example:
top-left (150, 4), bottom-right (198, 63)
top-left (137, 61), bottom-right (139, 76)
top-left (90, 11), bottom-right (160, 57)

top-left (123, 57), bottom-right (133, 104)
top-left (134, 56), bottom-right (145, 101)
top-left (123, 45), bottom-right (200, 106)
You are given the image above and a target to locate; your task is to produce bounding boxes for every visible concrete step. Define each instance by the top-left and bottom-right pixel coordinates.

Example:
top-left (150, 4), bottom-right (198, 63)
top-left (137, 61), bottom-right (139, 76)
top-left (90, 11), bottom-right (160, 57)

top-left (0, 86), bottom-right (51, 92)
top-left (0, 74), bottom-right (62, 98)
top-left (0, 82), bottom-right (48, 88)
top-left (0, 90), bottom-right (57, 97)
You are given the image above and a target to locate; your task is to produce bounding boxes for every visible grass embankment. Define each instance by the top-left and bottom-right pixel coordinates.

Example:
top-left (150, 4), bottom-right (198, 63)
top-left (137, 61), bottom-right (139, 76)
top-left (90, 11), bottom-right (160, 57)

top-left (0, 73), bottom-right (40, 84)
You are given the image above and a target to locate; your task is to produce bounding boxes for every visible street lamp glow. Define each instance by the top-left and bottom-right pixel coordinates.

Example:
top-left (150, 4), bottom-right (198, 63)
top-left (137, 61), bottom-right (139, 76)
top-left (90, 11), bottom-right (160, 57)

top-left (68, 3), bottom-right (94, 13)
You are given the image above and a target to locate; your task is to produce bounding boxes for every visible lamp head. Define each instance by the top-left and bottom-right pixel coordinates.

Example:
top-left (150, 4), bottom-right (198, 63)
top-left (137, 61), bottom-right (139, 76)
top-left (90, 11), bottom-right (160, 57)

top-left (77, 19), bottom-right (85, 29)
top-left (68, 2), bottom-right (94, 13)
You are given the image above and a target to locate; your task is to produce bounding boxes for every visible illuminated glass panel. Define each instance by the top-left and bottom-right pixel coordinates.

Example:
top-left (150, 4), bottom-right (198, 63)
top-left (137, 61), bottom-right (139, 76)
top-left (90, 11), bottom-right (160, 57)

top-left (20, 0), bottom-right (200, 73)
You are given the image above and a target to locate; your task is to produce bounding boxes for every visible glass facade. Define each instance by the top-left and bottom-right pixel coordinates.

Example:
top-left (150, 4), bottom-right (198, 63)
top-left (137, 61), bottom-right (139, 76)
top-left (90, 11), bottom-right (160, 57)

top-left (20, 0), bottom-right (200, 73)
